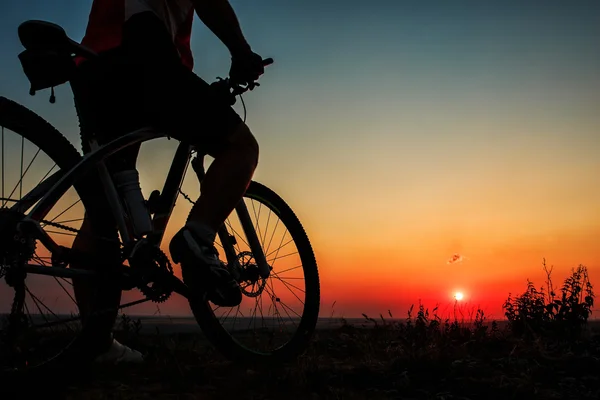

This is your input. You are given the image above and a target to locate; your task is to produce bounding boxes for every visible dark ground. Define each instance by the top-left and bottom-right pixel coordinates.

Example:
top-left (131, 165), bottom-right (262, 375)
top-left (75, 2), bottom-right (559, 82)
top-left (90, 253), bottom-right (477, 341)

top-left (2, 319), bottom-right (600, 400)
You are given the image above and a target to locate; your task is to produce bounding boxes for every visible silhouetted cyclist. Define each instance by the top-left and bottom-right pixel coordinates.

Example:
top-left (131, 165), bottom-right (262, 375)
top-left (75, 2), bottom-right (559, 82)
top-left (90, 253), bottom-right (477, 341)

top-left (70, 0), bottom-right (266, 363)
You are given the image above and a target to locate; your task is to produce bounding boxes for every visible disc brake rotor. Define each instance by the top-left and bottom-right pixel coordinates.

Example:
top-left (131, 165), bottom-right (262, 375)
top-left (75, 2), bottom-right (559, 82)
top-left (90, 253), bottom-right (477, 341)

top-left (237, 251), bottom-right (267, 298)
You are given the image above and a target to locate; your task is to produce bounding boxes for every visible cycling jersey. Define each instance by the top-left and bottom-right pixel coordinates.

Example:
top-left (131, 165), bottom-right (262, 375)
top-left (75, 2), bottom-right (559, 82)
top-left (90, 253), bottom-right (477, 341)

top-left (78, 0), bottom-right (194, 69)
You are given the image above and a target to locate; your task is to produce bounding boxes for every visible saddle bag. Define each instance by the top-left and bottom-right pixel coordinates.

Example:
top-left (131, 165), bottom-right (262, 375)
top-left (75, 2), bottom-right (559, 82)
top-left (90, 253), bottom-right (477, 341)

top-left (18, 49), bottom-right (76, 95)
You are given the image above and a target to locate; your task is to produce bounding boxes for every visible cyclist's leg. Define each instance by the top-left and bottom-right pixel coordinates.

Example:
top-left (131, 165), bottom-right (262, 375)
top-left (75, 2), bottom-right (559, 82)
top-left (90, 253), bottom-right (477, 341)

top-left (70, 52), bottom-right (144, 353)
top-left (187, 123), bottom-right (259, 235)
top-left (70, 143), bottom-right (144, 361)
top-left (122, 11), bottom-right (259, 239)
top-left (70, 150), bottom-right (142, 358)
top-left (157, 91), bottom-right (256, 306)
top-left (71, 150), bottom-right (140, 312)
top-left (121, 11), bottom-right (257, 305)
top-left (71, 209), bottom-right (120, 349)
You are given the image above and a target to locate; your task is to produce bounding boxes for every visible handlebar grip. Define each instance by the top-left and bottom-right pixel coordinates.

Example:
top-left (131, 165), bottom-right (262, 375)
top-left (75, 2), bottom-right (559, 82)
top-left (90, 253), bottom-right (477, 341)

top-left (263, 58), bottom-right (274, 66)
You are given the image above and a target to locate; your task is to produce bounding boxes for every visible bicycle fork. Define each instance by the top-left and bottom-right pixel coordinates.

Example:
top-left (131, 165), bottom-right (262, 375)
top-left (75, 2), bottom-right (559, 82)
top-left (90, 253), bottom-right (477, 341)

top-left (191, 155), bottom-right (271, 280)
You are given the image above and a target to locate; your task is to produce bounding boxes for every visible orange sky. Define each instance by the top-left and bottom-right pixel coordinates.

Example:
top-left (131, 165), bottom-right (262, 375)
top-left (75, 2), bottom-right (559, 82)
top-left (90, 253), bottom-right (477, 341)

top-left (127, 136), bottom-right (600, 319)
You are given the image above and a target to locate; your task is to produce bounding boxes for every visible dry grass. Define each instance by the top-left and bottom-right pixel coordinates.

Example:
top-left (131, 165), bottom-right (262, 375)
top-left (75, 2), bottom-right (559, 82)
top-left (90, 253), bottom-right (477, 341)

top-left (55, 315), bottom-right (600, 400)
top-left (2, 262), bottom-right (599, 399)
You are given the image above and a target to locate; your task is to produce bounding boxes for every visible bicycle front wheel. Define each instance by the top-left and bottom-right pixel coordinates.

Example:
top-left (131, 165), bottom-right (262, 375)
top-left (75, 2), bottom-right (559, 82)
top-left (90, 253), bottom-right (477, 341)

top-left (188, 181), bottom-right (320, 363)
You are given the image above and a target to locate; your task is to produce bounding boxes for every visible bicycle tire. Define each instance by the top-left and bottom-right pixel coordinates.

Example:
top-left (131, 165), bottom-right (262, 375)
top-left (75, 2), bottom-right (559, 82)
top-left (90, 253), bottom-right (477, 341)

top-left (188, 180), bottom-right (321, 364)
top-left (0, 96), bottom-right (118, 374)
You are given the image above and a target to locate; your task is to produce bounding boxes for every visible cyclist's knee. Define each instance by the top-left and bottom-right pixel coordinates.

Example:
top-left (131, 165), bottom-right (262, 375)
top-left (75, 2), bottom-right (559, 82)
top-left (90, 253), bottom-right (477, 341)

top-left (228, 123), bottom-right (259, 165)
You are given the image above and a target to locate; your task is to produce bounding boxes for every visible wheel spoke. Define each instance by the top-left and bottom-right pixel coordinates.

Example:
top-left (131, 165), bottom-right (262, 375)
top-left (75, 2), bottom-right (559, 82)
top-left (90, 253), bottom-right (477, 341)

top-left (53, 277), bottom-right (76, 305)
top-left (19, 135), bottom-right (24, 200)
top-left (265, 230), bottom-right (289, 261)
top-left (49, 198), bottom-right (81, 223)
top-left (262, 209), bottom-right (273, 251)
top-left (225, 219), bottom-right (249, 249)
top-left (219, 306), bottom-right (236, 325)
top-left (250, 200), bottom-right (264, 249)
top-left (271, 272), bottom-right (306, 294)
top-left (272, 274), bottom-right (305, 305)
top-left (269, 251), bottom-right (299, 264)
top-left (273, 276), bottom-right (304, 280)
top-left (38, 163), bottom-right (57, 186)
top-left (25, 285), bottom-right (74, 333)
top-left (265, 218), bottom-right (280, 257)
top-left (3, 147), bottom-right (41, 208)
top-left (231, 307), bottom-right (240, 332)
top-left (264, 281), bottom-right (301, 321)
top-left (266, 237), bottom-right (294, 259)
top-left (265, 279), bottom-right (293, 332)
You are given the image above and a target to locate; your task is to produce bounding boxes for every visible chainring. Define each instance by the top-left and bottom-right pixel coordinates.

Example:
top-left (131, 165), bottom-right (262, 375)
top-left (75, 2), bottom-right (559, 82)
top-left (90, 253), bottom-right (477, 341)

top-left (130, 244), bottom-right (174, 303)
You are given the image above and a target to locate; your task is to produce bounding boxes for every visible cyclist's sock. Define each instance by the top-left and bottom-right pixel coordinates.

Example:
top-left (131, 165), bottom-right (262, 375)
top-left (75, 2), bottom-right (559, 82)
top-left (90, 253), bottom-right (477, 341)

top-left (169, 223), bottom-right (242, 307)
top-left (181, 254), bottom-right (241, 307)
top-left (170, 221), bottom-right (217, 265)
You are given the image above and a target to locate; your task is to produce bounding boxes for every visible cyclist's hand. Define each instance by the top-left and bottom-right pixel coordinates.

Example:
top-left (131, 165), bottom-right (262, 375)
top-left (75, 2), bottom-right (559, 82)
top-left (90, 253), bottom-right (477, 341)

top-left (229, 50), bottom-right (264, 86)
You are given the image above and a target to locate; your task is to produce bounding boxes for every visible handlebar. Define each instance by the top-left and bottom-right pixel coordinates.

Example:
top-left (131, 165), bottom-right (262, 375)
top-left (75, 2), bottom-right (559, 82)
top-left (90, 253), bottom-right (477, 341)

top-left (209, 57), bottom-right (274, 105)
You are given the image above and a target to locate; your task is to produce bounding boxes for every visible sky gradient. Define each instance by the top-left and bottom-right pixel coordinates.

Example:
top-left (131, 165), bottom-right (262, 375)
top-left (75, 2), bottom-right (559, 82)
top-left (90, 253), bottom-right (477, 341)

top-left (0, 0), bottom-right (599, 319)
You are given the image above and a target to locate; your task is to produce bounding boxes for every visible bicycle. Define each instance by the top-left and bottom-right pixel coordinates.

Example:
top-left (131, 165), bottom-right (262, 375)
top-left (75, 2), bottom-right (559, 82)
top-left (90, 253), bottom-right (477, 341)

top-left (0, 20), bottom-right (320, 374)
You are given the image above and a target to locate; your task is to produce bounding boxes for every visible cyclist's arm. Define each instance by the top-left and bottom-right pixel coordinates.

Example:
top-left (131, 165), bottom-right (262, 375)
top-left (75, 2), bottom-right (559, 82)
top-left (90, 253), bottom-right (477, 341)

top-left (191, 0), bottom-right (252, 56)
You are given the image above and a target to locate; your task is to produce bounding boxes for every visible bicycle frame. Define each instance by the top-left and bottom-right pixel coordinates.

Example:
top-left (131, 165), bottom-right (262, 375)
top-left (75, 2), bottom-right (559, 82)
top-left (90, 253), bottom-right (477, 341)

top-left (16, 125), bottom-right (272, 289)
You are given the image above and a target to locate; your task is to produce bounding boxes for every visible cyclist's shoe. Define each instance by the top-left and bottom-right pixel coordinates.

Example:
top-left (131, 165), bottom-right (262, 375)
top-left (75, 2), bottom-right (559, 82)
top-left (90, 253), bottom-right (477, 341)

top-left (169, 223), bottom-right (242, 308)
top-left (95, 338), bottom-right (144, 364)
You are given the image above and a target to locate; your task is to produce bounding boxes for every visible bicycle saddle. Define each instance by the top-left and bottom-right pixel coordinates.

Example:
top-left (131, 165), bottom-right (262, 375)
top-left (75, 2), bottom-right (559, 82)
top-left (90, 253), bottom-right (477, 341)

top-left (18, 20), bottom-right (97, 59)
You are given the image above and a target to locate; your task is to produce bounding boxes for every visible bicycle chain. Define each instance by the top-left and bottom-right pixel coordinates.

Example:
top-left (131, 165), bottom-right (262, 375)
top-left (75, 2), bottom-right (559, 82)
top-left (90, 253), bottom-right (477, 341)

top-left (40, 218), bottom-right (83, 234)
top-left (40, 218), bottom-right (121, 247)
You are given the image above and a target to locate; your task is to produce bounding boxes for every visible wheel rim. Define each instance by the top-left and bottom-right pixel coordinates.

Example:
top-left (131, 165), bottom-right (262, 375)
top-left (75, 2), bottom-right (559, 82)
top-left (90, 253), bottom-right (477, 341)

top-left (209, 191), bottom-right (315, 356)
top-left (0, 124), bottom-right (108, 371)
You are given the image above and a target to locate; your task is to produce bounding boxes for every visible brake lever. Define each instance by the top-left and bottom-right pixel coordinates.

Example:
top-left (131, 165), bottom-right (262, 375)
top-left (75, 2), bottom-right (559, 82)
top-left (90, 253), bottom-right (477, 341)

top-left (211, 77), bottom-right (237, 105)
top-left (234, 81), bottom-right (260, 94)
top-left (212, 77), bottom-right (262, 105)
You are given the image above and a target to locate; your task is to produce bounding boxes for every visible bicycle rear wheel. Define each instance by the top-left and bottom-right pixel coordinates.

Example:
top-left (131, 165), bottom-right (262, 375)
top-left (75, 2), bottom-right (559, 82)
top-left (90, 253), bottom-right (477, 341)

top-left (0, 97), bottom-right (121, 375)
top-left (188, 181), bottom-right (320, 363)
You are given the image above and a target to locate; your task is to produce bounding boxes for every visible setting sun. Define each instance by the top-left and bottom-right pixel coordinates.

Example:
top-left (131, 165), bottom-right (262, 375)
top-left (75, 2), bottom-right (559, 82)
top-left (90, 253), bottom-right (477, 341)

top-left (454, 292), bottom-right (464, 301)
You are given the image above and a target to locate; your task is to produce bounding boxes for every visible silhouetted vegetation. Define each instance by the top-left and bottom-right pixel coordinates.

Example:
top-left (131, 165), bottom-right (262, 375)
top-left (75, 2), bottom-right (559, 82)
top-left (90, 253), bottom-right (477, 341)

top-left (5, 261), bottom-right (600, 399)
top-left (503, 259), bottom-right (595, 339)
